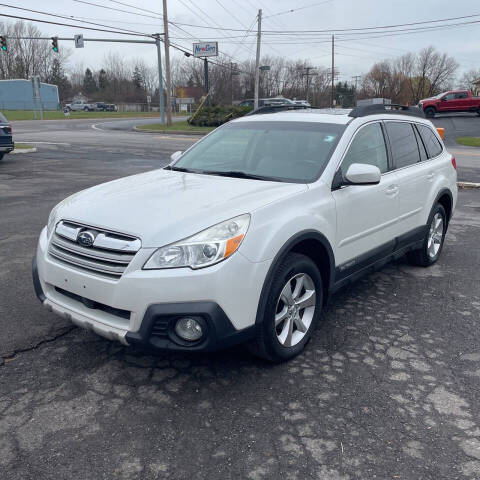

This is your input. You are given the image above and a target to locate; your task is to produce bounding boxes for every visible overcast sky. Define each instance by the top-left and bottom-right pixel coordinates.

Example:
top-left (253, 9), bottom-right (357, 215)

top-left (2, 0), bottom-right (479, 82)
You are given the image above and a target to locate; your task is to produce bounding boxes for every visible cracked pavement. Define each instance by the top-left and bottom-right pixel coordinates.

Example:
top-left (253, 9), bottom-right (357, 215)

top-left (1, 119), bottom-right (480, 479)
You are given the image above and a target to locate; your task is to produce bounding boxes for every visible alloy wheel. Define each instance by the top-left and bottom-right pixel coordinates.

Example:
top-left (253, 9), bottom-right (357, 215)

top-left (275, 273), bottom-right (316, 347)
top-left (427, 212), bottom-right (444, 259)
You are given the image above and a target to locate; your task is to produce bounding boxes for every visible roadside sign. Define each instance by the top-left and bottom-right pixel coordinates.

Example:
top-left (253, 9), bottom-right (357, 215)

top-left (74, 34), bottom-right (84, 48)
top-left (63, 107), bottom-right (70, 116)
top-left (146, 95), bottom-right (151, 103)
top-left (193, 42), bottom-right (218, 57)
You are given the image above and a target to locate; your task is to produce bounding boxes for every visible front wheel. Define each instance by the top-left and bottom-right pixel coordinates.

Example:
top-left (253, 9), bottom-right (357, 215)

top-left (249, 253), bottom-right (323, 362)
top-left (407, 204), bottom-right (447, 267)
top-left (424, 107), bottom-right (436, 118)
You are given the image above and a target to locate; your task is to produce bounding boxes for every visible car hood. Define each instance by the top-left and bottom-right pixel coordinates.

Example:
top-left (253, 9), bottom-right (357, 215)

top-left (57, 169), bottom-right (306, 247)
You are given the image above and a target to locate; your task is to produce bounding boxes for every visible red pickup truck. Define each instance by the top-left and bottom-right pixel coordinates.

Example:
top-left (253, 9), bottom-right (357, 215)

top-left (419, 90), bottom-right (480, 118)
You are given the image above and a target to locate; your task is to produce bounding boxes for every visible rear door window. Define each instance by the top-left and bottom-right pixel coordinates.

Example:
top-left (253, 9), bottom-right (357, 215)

top-left (385, 122), bottom-right (420, 169)
top-left (417, 125), bottom-right (443, 158)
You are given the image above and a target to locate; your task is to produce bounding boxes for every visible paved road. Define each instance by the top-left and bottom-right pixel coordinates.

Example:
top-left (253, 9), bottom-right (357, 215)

top-left (431, 114), bottom-right (480, 183)
top-left (1, 119), bottom-right (480, 479)
top-left (432, 113), bottom-right (480, 148)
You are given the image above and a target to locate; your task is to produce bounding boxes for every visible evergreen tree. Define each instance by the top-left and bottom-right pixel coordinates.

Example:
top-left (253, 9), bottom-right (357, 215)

top-left (98, 69), bottom-right (108, 91)
top-left (132, 66), bottom-right (144, 90)
top-left (83, 68), bottom-right (97, 95)
top-left (46, 58), bottom-right (71, 101)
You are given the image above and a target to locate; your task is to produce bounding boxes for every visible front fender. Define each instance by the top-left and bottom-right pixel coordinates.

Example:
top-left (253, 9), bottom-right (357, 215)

top-left (240, 182), bottom-right (336, 266)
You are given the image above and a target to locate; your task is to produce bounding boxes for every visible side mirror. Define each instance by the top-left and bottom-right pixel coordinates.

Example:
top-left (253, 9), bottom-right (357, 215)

top-left (170, 151), bottom-right (183, 162)
top-left (345, 163), bottom-right (381, 185)
top-left (441, 97), bottom-right (447, 101)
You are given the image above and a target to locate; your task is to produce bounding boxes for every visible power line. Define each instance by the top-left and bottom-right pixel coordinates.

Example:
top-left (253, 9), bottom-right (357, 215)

top-left (0, 12), bottom-right (152, 36)
top-left (0, 3), bottom-right (152, 37)
top-left (66, 0), bottom-right (480, 34)
top-left (264, 1), bottom-right (334, 19)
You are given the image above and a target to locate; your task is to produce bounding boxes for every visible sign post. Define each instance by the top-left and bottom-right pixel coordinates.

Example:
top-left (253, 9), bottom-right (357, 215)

top-left (193, 42), bottom-right (218, 106)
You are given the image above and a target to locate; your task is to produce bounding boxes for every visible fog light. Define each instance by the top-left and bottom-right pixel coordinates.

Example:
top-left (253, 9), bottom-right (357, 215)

top-left (174, 317), bottom-right (204, 342)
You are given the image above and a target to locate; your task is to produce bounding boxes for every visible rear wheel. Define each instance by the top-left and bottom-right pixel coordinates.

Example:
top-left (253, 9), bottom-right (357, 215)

top-left (424, 107), bottom-right (436, 118)
top-left (407, 204), bottom-right (447, 267)
top-left (249, 253), bottom-right (323, 362)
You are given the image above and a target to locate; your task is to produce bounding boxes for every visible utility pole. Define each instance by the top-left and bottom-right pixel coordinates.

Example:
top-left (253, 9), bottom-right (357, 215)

top-left (254, 9), bottom-right (262, 110)
top-left (204, 58), bottom-right (209, 105)
top-left (162, 0), bottom-right (172, 125)
top-left (155, 34), bottom-right (165, 124)
top-left (331, 34), bottom-right (335, 108)
top-left (352, 75), bottom-right (361, 106)
top-left (302, 66), bottom-right (317, 103)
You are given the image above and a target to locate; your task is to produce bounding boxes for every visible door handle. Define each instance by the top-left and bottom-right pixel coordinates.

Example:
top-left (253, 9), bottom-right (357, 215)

top-left (427, 172), bottom-right (435, 180)
top-left (385, 185), bottom-right (398, 196)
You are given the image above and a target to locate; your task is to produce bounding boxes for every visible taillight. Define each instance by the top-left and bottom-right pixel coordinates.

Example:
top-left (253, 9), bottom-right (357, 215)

top-left (451, 156), bottom-right (456, 170)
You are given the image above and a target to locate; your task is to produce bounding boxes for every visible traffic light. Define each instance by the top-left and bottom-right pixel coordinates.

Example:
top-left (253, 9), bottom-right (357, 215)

top-left (51, 37), bottom-right (58, 53)
top-left (0, 36), bottom-right (7, 52)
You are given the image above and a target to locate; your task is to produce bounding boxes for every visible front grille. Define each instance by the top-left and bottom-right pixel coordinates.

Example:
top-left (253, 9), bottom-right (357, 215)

top-left (55, 287), bottom-right (131, 320)
top-left (48, 220), bottom-right (141, 279)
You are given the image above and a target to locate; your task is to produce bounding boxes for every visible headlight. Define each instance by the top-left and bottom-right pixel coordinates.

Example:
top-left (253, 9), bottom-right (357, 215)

top-left (143, 214), bottom-right (250, 270)
top-left (47, 204), bottom-right (60, 237)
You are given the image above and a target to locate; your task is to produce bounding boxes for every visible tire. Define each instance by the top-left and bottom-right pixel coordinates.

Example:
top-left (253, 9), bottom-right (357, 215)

top-left (407, 204), bottom-right (447, 267)
top-left (248, 253), bottom-right (323, 362)
top-left (0, 153), bottom-right (4, 161)
top-left (424, 107), bottom-right (436, 118)
top-left (83, 107), bottom-right (89, 112)
top-left (477, 107), bottom-right (480, 116)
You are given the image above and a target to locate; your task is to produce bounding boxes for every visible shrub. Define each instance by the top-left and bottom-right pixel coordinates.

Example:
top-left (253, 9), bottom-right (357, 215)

top-left (188, 105), bottom-right (252, 127)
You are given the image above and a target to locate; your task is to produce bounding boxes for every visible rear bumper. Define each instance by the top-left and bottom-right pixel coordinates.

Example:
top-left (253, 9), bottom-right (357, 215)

top-left (0, 142), bottom-right (14, 153)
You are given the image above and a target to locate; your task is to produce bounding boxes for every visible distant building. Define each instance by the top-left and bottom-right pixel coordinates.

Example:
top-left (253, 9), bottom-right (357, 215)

top-left (472, 79), bottom-right (480, 96)
top-left (174, 86), bottom-right (204, 103)
top-left (356, 98), bottom-right (391, 107)
top-left (0, 79), bottom-right (59, 110)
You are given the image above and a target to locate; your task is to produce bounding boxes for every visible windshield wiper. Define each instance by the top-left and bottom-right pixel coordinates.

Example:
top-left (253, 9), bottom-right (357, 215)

top-left (199, 170), bottom-right (274, 181)
top-left (164, 165), bottom-right (196, 173)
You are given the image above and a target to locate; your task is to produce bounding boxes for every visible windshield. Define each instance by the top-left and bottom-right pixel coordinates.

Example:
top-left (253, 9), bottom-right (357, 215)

top-left (172, 121), bottom-right (345, 183)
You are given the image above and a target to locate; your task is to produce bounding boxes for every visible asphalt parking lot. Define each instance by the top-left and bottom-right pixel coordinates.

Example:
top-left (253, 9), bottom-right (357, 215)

top-left (1, 119), bottom-right (480, 479)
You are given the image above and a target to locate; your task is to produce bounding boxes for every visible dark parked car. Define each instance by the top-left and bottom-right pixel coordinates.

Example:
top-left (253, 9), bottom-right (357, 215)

top-left (0, 112), bottom-right (14, 161)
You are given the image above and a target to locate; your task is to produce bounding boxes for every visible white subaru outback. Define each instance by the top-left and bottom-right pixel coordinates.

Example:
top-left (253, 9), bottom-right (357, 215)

top-left (33, 105), bottom-right (457, 362)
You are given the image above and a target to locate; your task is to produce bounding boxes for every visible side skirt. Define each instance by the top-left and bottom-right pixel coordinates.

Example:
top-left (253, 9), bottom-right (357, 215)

top-left (330, 225), bottom-right (427, 294)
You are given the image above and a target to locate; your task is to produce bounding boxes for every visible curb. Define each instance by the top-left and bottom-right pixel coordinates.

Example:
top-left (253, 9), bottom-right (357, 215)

top-left (134, 126), bottom-right (207, 135)
top-left (457, 181), bottom-right (480, 189)
top-left (10, 148), bottom-right (37, 154)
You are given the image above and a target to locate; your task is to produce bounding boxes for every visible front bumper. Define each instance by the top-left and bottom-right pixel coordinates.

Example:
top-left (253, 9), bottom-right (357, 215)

top-left (34, 227), bottom-right (269, 351)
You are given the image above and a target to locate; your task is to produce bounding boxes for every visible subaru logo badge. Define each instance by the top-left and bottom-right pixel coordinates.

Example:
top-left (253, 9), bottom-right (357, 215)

top-left (77, 230), bottom-right (95, 247)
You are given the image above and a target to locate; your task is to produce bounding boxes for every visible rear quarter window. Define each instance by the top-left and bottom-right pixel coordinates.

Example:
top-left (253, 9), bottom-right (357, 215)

top-left (417, 125), bottom-right (443, 158)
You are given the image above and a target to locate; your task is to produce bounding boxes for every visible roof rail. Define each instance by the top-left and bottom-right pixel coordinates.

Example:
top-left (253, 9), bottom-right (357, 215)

top-left (246, 104), bottom-right (319, 116)
top-left (349, 103), bottom-right (425, 119)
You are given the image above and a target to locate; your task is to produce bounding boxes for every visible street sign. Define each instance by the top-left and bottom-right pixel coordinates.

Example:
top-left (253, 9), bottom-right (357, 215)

top-left (74, 34), bottom-right (84, 48)
top-left (193, 42), bottom-right (218, 57)
top-left (146, 95), bottom-right (151, 103)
